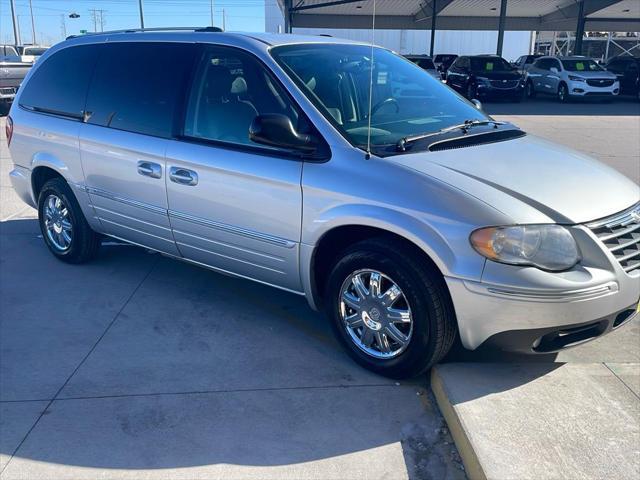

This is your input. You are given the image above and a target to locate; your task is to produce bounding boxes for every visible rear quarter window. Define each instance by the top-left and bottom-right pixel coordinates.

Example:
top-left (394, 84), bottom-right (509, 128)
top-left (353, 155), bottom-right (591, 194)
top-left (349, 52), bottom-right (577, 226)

top-left (19, 44), bottom-right (99, 118)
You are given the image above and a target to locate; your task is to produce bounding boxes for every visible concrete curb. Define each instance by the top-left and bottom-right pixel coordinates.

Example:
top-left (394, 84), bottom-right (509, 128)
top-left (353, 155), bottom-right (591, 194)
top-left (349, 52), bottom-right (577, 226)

top-left (430, 367), bottom-right (486, 480)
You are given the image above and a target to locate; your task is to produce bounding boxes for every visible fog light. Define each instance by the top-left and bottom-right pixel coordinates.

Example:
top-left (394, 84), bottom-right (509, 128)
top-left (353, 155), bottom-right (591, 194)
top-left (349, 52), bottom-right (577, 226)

top-left (573, 88), bottom-right (584, 93)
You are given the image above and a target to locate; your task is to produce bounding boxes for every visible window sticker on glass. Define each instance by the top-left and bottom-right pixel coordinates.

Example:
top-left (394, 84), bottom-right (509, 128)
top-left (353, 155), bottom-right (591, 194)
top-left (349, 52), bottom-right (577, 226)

top-left (377, 71), bottom-right (388, 85)
top-left (576, 62), bottom-right (585, 71)
top-left (485, 62), bottom-right (494, 71)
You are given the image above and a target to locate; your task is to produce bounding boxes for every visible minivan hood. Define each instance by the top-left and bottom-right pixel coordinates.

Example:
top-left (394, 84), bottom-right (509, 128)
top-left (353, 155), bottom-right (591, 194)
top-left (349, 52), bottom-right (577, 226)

top-left (393, 135), bottom-right (639, 224)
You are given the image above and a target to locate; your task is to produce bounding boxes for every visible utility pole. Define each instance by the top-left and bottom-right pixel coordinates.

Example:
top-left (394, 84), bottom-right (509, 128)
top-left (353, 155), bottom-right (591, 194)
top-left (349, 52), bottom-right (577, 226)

top-left (9, 0), bottom-right (20, 46)
top-left (60, 14), bottom-right (67, 39)
top-left (98, 10), bottom-right (106, 32)
top-left (210, 0), bottom-right (214, 27)
top-left (29, 0), bottom-right (36, 45)
top-left (222, 8), bottom-right (226, 30)
top-left (90, 9), bottom-right (98, 32)
top-left (138, 0), bottom-right (145, 29)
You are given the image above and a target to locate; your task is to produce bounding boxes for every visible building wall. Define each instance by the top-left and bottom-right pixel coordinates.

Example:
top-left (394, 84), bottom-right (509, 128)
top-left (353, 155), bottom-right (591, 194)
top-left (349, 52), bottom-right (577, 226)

top-left (264, 2), bottom-right (532, 61)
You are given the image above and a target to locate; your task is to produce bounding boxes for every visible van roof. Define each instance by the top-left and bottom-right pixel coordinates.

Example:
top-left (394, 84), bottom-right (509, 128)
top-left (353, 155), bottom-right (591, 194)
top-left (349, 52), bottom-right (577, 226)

top-left (65, 29), bottom-right (368, 48)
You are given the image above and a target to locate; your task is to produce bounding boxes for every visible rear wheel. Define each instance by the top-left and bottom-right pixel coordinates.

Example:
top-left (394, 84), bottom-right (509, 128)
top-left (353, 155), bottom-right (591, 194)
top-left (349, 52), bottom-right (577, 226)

top-left (38, 178), bottom-right (101, 263)
top-left (325, 238), bottom-right (457, 378)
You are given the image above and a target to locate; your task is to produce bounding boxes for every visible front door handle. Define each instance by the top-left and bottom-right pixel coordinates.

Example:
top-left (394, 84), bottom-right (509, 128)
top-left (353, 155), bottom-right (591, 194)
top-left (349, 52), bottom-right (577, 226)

top-left (169, 167), bottom-right (198, 186)
top-left (137, 161), bottom-right (162, 179)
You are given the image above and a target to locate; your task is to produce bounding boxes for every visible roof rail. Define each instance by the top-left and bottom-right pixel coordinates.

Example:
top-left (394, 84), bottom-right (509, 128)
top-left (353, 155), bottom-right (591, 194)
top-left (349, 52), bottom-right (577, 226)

top-left (67, 26), bottom-right (223, 40)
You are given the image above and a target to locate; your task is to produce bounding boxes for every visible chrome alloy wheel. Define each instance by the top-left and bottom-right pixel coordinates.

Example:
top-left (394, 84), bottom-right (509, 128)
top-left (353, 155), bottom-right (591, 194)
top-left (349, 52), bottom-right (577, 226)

top-left (339, 269), bottom-right (413, 359)
top-left (43, 194), bottom-right (73, 251)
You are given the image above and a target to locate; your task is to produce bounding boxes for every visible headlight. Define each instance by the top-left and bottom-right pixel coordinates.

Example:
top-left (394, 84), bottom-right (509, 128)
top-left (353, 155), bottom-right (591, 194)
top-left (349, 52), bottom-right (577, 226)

top-left (470, 225), bottom-right (580, 271)
top-left (568, 75), bottom-right (585, 82)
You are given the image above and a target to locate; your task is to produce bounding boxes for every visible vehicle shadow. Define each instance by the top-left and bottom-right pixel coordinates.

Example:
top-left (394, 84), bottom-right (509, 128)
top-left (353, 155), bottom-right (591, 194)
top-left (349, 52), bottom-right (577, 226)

top-left (483, 96), bottom-right (640, 116)
top-left (0, 218), bottom-right (464, 477)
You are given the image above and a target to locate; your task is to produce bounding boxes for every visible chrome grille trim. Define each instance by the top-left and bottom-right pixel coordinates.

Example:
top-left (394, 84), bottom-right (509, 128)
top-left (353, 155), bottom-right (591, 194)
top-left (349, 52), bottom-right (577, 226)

top-left (587, 203), bottom-right (640, 275)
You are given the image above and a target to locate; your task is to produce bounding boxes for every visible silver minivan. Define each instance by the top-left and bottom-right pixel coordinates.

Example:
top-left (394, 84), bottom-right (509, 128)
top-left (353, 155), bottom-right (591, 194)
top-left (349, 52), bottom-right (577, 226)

top-left (8, 30), bottom-right (640, 377)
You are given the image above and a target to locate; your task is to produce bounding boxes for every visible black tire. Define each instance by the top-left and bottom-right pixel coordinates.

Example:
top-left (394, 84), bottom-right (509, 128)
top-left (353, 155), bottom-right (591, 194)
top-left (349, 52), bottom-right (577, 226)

top-left (324, 238), bottom-right (457, 378)
top-left (466, 81), bottom-right (477, 100)
top-left (557, 82), bottom-right (569, 103)
top-left (38, 177), bottom-right (100, 263)
top-left (526, 80), bottom-right (536, 98)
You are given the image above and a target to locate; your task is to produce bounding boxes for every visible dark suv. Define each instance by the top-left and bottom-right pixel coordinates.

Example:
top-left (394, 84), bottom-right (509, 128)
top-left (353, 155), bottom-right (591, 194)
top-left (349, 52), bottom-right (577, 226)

top-left (446, 55), bottom-right (524, 101)
top-left (606, 55), bottom-right (640, 100)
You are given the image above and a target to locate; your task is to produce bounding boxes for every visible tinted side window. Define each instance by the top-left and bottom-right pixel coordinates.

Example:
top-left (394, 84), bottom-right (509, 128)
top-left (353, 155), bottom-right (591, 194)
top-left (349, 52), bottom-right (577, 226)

top-left (86, 42), bottom-right (195, 138)
top-left (19, 45), bottom-right (99, 118)
top-left (184, 46), bottom-right (302, 148)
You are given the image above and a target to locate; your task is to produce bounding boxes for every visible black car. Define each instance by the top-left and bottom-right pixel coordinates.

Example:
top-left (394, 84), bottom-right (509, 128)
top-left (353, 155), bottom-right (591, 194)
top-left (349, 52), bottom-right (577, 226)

top-left (446, 55), bottom-right (525, 101)
top-left (605, 55), bottom-right (640, 100)
top-left (433, 54), bottom-right (458, 79)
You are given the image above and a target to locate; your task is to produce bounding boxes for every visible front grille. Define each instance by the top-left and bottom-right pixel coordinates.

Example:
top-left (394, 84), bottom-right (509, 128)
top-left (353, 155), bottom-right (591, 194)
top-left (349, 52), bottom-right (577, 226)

top-left (489, 79), bottom-right (519, 89)
top-left (586, 78), bottom-right (615, 87)
top-left (587, 203), bottom-right (640, 274)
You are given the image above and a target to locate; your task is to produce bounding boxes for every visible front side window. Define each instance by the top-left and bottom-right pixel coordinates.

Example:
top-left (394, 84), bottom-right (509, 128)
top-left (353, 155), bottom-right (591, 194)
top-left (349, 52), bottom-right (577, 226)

top-left (85, 42), bottom-right (195, 138)
top-left (24, 47), bottom-right (47, 56)
top-left (470, 57), bottom-right (512, 72)
top-left (184, 47), bottom-right (303, 148)
top-left (272, 44), bottom-right (486, 152)
top-left (19, 44), bottom-right (99, 118)
top-left (561, 59), bottom-right (603, 72)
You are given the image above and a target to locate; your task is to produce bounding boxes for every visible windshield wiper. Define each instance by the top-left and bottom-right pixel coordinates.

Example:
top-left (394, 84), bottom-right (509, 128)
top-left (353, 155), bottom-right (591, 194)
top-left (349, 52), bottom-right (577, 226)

top-left (396, 119), bottom-right (506, 152)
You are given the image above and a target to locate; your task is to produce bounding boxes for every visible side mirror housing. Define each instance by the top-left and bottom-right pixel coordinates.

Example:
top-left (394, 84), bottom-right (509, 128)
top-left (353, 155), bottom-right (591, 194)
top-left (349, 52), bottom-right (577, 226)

top-left (550, 67), bottom-right (559, 73)
top-left (249, 114), bottom-right (318, 154)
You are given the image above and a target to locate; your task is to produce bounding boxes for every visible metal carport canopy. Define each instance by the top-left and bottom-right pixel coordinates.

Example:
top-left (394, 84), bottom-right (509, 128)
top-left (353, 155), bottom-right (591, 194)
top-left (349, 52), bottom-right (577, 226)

top-left (278, 0), bottom-right (640, 32)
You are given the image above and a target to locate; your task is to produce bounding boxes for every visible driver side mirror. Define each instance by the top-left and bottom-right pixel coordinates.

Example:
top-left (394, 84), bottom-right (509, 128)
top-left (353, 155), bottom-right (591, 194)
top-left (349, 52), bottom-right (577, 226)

top-left (550, 67), bottom-right (559, 74)
top-left (249, 114), bottom-right (318, 154)
top-left (471, 99), bottom-right (483, 110)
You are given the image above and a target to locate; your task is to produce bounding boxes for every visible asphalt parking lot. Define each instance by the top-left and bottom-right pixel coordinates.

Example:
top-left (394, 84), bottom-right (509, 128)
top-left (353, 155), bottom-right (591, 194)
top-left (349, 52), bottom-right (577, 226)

top-left (1, 99), bottom-right (639, 479)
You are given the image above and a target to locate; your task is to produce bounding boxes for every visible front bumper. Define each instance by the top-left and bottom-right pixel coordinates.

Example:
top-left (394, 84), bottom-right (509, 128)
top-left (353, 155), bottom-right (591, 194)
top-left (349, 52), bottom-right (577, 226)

top-left (447, 272), bottom-right (639, 352)
top-left (568, 80), bottom-right (619, 97)
top-left (446, 220), bottom-right (640, 352)
top-left (476, 83), bottom-right (524, 97)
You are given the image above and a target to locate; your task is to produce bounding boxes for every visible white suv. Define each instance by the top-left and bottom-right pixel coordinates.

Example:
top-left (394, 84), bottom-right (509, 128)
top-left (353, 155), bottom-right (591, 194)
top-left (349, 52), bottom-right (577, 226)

top-left (526, 56), bottom-right (619, 102)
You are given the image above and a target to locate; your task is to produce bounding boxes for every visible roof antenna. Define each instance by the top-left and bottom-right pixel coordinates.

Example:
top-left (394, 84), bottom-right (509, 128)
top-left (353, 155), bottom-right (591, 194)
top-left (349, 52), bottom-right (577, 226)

top-left (365, 0), bottom-right (376, 160)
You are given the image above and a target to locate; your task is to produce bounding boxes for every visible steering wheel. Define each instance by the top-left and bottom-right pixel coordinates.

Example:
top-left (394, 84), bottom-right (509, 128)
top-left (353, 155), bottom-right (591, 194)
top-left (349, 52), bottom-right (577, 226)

top-left (369, 97), bottom-right (400, 117)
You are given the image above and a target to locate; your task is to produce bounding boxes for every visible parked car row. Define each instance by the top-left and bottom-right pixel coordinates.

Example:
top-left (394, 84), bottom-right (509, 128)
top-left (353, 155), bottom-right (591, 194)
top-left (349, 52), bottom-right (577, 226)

top-left (407, 52), bottom-right (640, 102)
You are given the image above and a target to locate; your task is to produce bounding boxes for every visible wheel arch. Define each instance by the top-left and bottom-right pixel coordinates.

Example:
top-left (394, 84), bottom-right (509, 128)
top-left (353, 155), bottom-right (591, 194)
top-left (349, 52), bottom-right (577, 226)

top-left (301, 213), bottom-right (457, 311)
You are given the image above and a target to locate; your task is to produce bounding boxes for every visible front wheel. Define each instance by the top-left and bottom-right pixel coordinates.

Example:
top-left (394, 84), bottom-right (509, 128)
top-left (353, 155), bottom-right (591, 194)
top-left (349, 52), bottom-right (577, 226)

top-left (526, 80), bottom-right (536, 98)
top-left (557, 83), bottom-right (569, 102)
top-left (38, 177), bottom-right (101, 263)
top-left (325, 238), bottom-right (457, 378)
top-left (466, 81), bottom-right (477, 100)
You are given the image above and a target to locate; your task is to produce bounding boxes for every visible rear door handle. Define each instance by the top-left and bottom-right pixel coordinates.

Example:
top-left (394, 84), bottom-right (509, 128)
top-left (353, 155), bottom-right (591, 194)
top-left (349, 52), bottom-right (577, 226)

top-left (137, 161), bottom-right (162, 179)
top-left (169, 167), bottom-right (198, 186)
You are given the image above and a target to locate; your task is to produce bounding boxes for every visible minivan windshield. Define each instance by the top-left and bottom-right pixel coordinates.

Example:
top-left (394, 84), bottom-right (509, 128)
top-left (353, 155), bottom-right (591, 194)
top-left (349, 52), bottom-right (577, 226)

top-left (470, 57), bottom-right (513, 72)
top-left (271, 44), bottom-right (486, 152)
top-left (561, 59), bottom-right (603, 72)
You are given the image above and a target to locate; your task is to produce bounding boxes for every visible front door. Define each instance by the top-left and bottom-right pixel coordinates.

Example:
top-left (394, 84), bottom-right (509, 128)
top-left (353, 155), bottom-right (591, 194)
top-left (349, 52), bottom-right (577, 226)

top-left (165, 45), bottom-right (306, 291)
top-left (80, 41), bottom-right (195, 256)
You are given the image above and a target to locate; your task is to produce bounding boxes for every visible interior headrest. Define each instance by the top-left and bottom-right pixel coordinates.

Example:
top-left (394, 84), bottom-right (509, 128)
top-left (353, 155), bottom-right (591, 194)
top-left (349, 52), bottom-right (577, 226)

top-left (231, 76), bottom-right (248, 95)
top-left (205, 65), bottom-right (233, 99)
